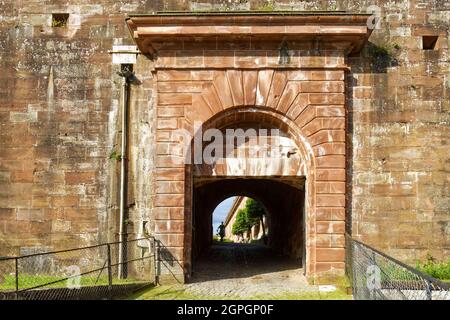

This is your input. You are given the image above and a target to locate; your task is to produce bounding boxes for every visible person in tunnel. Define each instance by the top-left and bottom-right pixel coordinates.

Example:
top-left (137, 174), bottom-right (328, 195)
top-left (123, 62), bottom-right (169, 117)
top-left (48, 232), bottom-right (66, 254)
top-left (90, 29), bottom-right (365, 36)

top-left (217, 222), bottom-right (226, 242)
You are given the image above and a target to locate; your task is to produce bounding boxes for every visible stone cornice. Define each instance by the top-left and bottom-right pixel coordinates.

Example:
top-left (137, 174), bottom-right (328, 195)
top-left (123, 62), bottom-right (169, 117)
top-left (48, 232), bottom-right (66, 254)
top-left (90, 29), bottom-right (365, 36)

top-left (126, 12), bottom-right (372, 57)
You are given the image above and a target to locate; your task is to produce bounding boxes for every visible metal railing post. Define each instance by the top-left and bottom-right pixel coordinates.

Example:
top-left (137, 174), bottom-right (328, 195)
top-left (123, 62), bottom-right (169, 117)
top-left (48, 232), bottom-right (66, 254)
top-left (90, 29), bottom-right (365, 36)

top-left (426, 281), bottom-right (433, 300)
top-left (154, 239), bottom-right (160, 285)
top-left (14, 257), bottom-right (19, 300)
top-left (107, 244), bottom-right (113, 300)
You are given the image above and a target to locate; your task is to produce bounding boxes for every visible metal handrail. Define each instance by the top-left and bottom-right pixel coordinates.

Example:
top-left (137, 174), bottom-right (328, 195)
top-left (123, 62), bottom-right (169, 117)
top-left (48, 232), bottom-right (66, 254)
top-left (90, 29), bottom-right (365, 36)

top-left (346, 234), bottom-right (450, 290)
top-left (0, 237), bottom-right (155, 261)
top-left (0, 236), bottom-right (159, 300)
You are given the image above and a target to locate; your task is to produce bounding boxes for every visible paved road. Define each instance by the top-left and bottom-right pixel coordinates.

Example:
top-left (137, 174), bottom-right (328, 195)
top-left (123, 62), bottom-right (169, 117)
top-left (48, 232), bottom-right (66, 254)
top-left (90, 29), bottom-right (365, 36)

top-left (184, 242), bottom-right (317, 298)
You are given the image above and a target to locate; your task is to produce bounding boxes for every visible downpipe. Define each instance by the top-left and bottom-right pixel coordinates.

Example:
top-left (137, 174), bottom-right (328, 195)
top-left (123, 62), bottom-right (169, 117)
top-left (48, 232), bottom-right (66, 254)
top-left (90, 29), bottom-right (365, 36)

top-left (117, 64), bottom-right (133, 279)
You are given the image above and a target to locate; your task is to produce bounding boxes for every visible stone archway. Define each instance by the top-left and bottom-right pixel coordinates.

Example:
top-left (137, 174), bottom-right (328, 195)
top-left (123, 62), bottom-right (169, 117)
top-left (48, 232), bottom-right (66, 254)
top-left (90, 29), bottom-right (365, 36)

top-left (127, 12), bottom-right (372, 283)
top-left (187, 108), bottom-right (311, 278)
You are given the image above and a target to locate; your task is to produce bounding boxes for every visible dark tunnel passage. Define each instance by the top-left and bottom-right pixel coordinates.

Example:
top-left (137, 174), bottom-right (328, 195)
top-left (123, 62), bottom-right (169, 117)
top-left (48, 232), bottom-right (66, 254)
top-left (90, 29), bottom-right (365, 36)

top-left (192, 177), bottom-right (306, 269)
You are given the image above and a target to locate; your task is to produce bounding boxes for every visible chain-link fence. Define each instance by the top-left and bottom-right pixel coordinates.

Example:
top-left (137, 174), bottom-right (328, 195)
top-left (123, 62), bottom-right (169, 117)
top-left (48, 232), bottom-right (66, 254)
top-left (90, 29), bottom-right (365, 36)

top-left (0, 237), bottom-right (158, 300)
top-left (346, 234), bottom-right (450, 300)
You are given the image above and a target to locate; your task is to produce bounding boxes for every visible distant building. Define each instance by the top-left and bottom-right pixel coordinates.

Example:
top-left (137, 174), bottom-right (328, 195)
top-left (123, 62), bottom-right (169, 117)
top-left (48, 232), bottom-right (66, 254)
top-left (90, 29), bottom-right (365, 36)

top-left (224, 197), bottom-right (267, 243)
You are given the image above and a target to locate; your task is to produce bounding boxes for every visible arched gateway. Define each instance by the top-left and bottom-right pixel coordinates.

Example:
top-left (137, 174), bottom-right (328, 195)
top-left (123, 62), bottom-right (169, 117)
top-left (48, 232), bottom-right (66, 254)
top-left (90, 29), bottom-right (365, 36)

top-left (127, 12), bottom-right (372, 283)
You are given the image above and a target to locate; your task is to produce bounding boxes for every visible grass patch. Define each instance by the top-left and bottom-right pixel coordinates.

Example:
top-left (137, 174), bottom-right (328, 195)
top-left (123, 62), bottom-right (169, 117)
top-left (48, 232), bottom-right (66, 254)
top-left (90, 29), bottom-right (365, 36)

top-left (212, 236), bottom-right (233, 243)
top-left (416, 254), bottom-right (450, 281)
top-left (129, 285), bottom-right (352, 300)
top-left (0, 274), bottom-right (142, 291)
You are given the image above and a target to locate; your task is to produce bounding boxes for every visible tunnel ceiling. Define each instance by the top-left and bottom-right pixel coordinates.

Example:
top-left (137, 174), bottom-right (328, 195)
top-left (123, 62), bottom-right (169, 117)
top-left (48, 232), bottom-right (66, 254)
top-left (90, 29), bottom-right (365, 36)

top-left (193, 176), bottom-right (306, 191)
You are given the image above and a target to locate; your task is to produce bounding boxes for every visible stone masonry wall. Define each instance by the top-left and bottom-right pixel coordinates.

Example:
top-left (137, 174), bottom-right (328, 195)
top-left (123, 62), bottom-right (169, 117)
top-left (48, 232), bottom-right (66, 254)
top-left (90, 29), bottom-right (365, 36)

top-left (0, 0), bottom-right (449, 267)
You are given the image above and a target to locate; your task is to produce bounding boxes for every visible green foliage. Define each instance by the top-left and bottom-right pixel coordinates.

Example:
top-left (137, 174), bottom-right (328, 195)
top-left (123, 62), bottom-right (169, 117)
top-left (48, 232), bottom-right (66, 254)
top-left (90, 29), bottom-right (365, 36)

top-left (231, 198), bottom-right (266, 236)
top-left (232, 208), bottom-right (251, 235)
top-left (51, 15), bottom-right (68, 28)
top-left (367, 41), bottom-right (401, 71)
top-left (416, 253), bottom-right (450, 280)
top-left (245, 198), bottom-right (266, 225)
top-left (109, 150), bottom-right (122, 161)
top-left (258, 0), bottom-right (276, 11)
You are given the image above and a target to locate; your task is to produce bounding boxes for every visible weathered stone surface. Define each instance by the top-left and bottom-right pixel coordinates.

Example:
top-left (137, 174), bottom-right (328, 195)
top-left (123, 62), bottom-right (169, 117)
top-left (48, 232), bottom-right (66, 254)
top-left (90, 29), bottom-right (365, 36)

top-left (0, 1), bottom-right (449, 284)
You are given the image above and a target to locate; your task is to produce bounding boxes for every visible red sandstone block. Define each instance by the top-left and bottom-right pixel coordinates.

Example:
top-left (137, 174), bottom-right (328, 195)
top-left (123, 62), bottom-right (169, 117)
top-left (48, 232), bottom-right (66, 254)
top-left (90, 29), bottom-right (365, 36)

top-left (235, 50), bottom-right (267, 68)
top-left (266, 71), bottom-right (288, 107)
top-left (158, 246), bottom-right (184, 261)
top-left (157, 70), bottom-right (191, 81)
top-left (157, 107), bottom-right (184, 117)
top-left (308, 130), bottom-right (345, 146)
top-left (65, 208), bottom-right (96, 220)
top-left (213, 71), bottom-right (234, 108)
top-left (243, 70), bottom-right (258, 106)
top-left (156, 143), bottom-right (170, 155)
top-left (277, 82), bottom-right (300, 113)
top-left (316, 181), bottom-right (346, 194)
top-left (316, 194), bottom-right (345, 207)
top-left (169, 207), bottom-right (185, 220)
top-left (32, 196), bottom-right (49, 208)
top-left (156, 131), bottom-right (172, 142)
top-left (158, 93), bottom-right (192, 105)
top-left (227, 70), bottom-right (244, 106)
top-left (154, 194), bottom-right (184, 207)
top-left (325, 55), bottom-right (345, 67)
top-left (155, 168), bottom-right (184, 180)
top-left (316, 155), bottom-right (345, 168)
top-left (158, 234), bottom-right (184, 247)
top-left (316, 221), bottom-right (345, 234)
top-left (176, 50), bottom-right (203, 67)
top-left (321, 117), bottom-right (345, 130)
top-left (316, 169), bottom-right (346, 181)
top-left (191, 70), bottom-right (214, 81)
top-left (286, 94), bottom-right (309, 120)
top-left (315, 208), bottom-right (346, 221)
top-left (313, 142), bottom-right (346, 157)
top-left (155, 220), bottom-right (184, 233)
top-left (316, 234), bottom-right (332, 247)
top-left (0, 208), bottom-right (16, 220)
top-left (156, 181), bottom-right (185, 194)
top-left (287, 70), bottom-right (311, 81)
top-left (311, 70), bottom-right (344, 81)
top-left (29, 221), bottom-right (52, 235)
top-left (202, 83), bottom-right (224, 114)
top-left (11, 170), bottom-right (33, 183)
top-left (315, 262), bottom-right (345, 272)
top-left (16, 208), bottom-right (44, 221)
top-left (300, 81), bottom-right (344, 93)
top-left (157, 82), bottom-right (203, 93)
top-left (157, 118), bottom-right (178, 130)
top-left (299, 55), bottom-right (327, 67)
top-left (315, 106), bottom-right (345, 117)
top-left (331, 234), bottom-right (346, 247)
top-left (301, 117), bottom-right (322, 136)
top-left (52, 195), bottom-right (79, 208)
top-left (153, 207), bottom-right (169, 220)
top-left (155, 156), bottom-right (185, 168)
top-left (204, 51), bottom-right (234, 68)
top-left (256, 69), bottom-right (274, 105)
top-left (1, 147), bottom-right (33, 160)
top-left (65, 171), bottom-right (95, 185)
top-left (294, 105), bottom-right (316, 128)
top-left (4, 220), bottom-right (30, 234)
top-left (316, 248), bottom-right (345, 262)
top-left (309, 93), bottom-right (345, 105)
